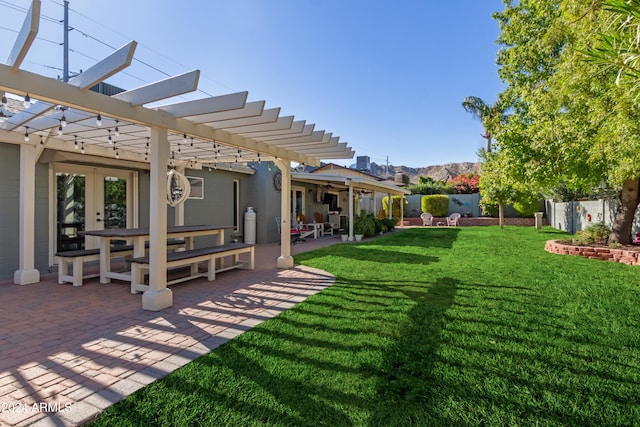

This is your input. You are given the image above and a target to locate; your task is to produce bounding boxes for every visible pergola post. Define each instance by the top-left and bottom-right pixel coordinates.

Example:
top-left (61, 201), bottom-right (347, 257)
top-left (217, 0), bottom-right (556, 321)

top-left (347, 179), bottom-right (354, 241)
top-left (276, 158), bottom-right (294, 268)
top-left (142, 126), bottom-right (171, 311)
top-left (13, 143), bottom-right (40, 285)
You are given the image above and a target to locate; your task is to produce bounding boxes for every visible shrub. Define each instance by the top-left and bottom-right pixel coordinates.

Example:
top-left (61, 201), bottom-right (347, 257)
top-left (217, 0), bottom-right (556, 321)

top-left (513, 196), bottom-right (540, 217)
top-left (479, 198), bottom-right (499, 217)
top-left (380, 217), bottom-right (398, 232)
top-left (354, 211), bottom-right (377, 237)
top-left (421, 195), bottom-right (449, 217)
top-left (381, 196), bottom-right (407, 219)
top-left (572, 223), bottom-right (610, 245)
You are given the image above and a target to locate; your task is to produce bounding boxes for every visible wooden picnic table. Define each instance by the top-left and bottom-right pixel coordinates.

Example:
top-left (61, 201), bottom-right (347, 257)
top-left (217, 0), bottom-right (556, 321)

top-left (80, 225), bottom-right (233, 284)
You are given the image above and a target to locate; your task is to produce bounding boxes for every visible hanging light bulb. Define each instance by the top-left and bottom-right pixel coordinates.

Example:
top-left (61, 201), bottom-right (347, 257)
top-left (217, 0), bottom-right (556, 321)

top-left (115, 149), bottom-right (120, 159)
top-left (23, 93), bottom-right (31, 108)
top-left (1, 93), bottom-right (7, 107)
top-left (24, 126), bottom-right (29, 142)
top-left (114, 120), bottom-right (120, 136)
top-left (213, 161), bottom-right (217, 170)
top-left (146, 137), bottom-right (150, 148)
top-left (96, 113), bottom-right (102, 126)
top-left (60, 111), bottom-right (67, 127)
top-left (190, 137), bottom-right (194, 147)
top-left (107, 129), bottom-right (112, 144)
top-left (74, 135), bottom-right (78, 150)
top-left (257, 153), bottom-right (261, 164)
top-left (39, 136), bottom-right (44, 145)
top-left (183, 134), bottom-right (187, 144)
top-left (57, 121), bottom-right (63, 136)
top-left (81, 141), bottom-right (85, 154)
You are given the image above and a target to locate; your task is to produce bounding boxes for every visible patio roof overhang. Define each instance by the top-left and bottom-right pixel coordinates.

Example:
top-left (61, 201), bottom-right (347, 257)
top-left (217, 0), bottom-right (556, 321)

top-left (292, 172), bottom-right (411, 195)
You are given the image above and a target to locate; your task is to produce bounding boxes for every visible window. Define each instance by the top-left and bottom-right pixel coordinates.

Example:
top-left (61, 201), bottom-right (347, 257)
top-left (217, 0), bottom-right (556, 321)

top-left (233, 179), bottom-right (240, 230)
top-left (187, 176), bottom-right (204, 199)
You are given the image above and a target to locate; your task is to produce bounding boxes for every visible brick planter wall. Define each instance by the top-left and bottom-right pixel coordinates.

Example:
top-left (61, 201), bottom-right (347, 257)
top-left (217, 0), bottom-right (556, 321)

top-left (401, 217), bottom-right (548, 227)
top-left (545, 240), bottom-right (640, 266)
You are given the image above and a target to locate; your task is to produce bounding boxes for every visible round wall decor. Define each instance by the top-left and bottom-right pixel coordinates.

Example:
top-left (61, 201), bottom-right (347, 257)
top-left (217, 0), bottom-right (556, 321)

top-left (273, 171), bottom-right (282, 191)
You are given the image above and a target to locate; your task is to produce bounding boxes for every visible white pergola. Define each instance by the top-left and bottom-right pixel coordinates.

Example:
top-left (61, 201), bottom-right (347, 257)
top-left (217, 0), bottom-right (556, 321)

top-left (0, 0), bottom-right (354, 310)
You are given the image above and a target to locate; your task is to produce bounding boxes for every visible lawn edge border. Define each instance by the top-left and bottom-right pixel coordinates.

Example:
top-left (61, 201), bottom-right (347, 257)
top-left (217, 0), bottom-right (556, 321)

top-left (545, 240), bottom-right (640, 266)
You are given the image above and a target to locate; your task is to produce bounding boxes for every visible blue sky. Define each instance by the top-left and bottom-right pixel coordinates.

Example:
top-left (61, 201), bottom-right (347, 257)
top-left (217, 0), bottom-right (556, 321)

top-left (1, 0), bottom-right (505, 168)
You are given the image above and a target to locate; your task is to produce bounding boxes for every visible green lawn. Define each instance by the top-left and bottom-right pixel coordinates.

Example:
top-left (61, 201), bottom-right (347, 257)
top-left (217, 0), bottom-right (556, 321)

top-left (90, 226), bottom-right (640, 426)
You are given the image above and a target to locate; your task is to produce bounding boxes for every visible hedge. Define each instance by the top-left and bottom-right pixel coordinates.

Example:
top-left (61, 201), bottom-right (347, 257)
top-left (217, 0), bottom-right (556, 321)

top-left (421, 195), bottom-right (449, 217)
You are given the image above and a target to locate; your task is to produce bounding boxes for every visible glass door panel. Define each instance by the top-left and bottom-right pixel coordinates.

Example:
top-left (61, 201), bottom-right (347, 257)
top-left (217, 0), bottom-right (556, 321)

top-left (56, 173), bottom-right (86, 251)
top-left (103, 176), bottom-right (128, 247)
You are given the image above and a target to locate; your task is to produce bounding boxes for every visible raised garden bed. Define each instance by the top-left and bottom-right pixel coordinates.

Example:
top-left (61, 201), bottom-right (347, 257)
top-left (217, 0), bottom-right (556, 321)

top-left (545, 240), bottom-right (640, 266)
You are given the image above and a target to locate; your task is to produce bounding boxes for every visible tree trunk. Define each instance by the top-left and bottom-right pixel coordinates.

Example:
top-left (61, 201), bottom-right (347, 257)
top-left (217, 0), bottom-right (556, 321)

top-left (499, 201), bottom-right (504, 230)
top-left (610, 178), bottom-right (640, 245)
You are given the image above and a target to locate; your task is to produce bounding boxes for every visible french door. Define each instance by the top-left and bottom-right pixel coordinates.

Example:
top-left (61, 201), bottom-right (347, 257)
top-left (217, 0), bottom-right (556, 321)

top-left (52, 164), bottom-right (136, 254)
top-left (291, 185), bottom-right (305, 222)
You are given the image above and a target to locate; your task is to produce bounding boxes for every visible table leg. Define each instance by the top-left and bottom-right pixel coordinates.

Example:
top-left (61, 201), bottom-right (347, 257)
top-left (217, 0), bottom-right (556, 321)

top-left (100, 238), bottom-right (111, 283)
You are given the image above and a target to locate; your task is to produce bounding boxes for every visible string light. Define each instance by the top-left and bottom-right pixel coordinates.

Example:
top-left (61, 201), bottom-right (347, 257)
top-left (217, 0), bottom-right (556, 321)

top-left (114, 120), bottom-right (120, 136)
top-left (96, 113), bottom-right (102, 126)
top-left (80, 141), bottom-right (85, 154)
top-left (24, 126), bottom-right (29, 142)
top-left (115, 149), bottom-right (120, 159)
top-left (190, 137), bottom-right (194, 147)
top-left (57, 121), bottom-right (63, 136)
top-left (258, 153), bottom-right (261, 164)
top-left (183, 134), bottom-right (187, 144)
top-left (39, 135), bottom-right (44, 145)
top-left (23, 93), bottom-right (30, 108)
top-left (60, 111), bottom-right (67, 127)
top-left (107, 129), bottom-right (112, 144)
top-left (74, 135), bottom-right (78, 150)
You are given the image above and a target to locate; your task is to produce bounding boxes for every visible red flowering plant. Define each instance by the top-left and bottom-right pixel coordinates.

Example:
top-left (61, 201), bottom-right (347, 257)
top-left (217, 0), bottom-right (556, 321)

top-left (449, 173), bottom-right (480, 194)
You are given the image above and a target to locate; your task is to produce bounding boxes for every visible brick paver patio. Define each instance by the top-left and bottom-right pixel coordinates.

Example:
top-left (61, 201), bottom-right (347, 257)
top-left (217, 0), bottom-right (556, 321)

top-left (0, 238), bottom-right (341, 426)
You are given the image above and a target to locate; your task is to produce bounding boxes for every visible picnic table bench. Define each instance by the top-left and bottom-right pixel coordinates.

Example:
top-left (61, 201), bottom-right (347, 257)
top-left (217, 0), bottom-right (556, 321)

top-left (129, 243), bottom-right (255, 294)
top-left (55, 239), bottom-right (185, 287)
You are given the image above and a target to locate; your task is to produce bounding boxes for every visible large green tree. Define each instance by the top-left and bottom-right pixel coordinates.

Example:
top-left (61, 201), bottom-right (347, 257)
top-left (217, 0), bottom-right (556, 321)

top-left (491, 0), bottom-right (640, 244)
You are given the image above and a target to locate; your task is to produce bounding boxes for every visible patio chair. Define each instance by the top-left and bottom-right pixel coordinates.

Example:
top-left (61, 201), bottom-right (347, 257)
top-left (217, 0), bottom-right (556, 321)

top-left (275, 217), bottom-right (302, 244)
top-left (420, 212), bottom-right (433, 226)
top-left (313, 211), bottom-right (334, 236)
top-left (294, 214), bottom-right (316, 241)
top-left (446, 212), bottom-right (461, 226)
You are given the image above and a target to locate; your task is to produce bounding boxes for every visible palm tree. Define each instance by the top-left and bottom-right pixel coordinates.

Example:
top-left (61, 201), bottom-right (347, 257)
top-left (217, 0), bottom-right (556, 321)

top-left (461, 96), bottom-right (502, 153)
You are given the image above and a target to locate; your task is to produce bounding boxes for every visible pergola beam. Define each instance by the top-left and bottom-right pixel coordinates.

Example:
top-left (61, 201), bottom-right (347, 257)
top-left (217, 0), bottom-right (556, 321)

top-left (0, 64), bottom-right (319, 165)
top-left (113, 70), bottom-right (200, 106)
top-left (6, 0), bottom-right (40, 69)
top-left (68, 41), bottom-right (137, 90)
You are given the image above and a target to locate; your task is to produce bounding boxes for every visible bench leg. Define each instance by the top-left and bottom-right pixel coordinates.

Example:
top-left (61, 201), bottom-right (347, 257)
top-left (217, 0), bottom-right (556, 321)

top-left (244, 247), bottom-right (255, 270)
top-left (207, 256), bottom-right (216, 281)
top-left (58, 258), bottom-right (67, 284)
top-left (72, 257), bottom-right (84, 287)
top-left (131, 264), bottom-right (148, 294)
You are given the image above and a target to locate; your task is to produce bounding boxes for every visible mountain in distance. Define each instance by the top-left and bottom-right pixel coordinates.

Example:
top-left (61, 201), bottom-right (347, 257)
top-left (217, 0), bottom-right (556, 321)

top-left (368, 161), bottom-right (480, 183)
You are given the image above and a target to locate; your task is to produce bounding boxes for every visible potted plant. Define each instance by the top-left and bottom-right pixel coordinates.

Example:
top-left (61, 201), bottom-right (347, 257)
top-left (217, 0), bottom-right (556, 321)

top-left (353, 212), bottom-right (368, 241)
top-left (341, 230), bottom-right (348, 242)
